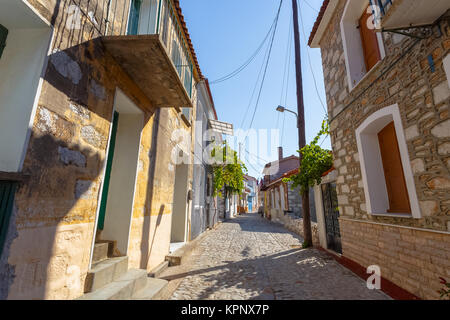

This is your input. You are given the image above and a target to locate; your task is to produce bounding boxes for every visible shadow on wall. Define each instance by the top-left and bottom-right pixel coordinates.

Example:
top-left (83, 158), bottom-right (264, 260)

top-left (0, 131), bottom-right (102, 300)
top-left (0, 0), bottom-right (132, 298)
top-left (139, 108), bottom-right (167, 271)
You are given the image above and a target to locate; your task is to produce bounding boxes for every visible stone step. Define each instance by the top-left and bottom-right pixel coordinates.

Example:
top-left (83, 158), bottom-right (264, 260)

top-left (84, 256), bottom-right (129, 293)
top-left (148, 260), bottom-right (169, 278)
top-left (78, 269), bottom-right (149, 300)
top-left (130, 278), bottom-right (169, 300)
top-left (92, 243), bottom-right (109, 264)
top-left (95, 240), bottom-right (119, 257)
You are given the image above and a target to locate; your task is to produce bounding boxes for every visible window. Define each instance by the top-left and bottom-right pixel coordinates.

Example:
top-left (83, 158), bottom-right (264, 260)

top-left (127, 0), bottom-right (142, 35)
top-left (356, 105), bottom-right (421, 218)
top-left (341, 0), bottom-right (386, 90)
top-left (0, 24), bottom-right (8, 59)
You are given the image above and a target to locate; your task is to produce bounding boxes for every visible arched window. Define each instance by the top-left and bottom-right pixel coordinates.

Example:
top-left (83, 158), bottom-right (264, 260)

top-left (355, 105), bottom-right (421, 218)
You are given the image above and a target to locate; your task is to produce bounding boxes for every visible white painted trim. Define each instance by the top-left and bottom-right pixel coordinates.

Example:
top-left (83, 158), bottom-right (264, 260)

top-left (341, 0), bottom-right (386, 92)
top-left (309, 0), bottom-right (339, 48)
top-left (18, 29), bottom-right (54, 172)
top-left (355, 104), bottom-right (422, 219)
top-left (340, 217), bottom-right (450, 236)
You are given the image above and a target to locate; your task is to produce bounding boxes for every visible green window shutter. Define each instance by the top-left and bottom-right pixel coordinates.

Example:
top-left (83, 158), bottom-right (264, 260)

top-left (0, 181), bottom-right (17, 257)
top-left (0, 24), bottom-right (8, 59)
top-left (127, 0), bottom-right (142, 35)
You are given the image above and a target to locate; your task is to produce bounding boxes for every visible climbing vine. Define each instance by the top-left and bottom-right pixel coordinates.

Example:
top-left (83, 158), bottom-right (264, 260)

top-left (284, 120), bottom-right (333, 194)
top-left (211, 141), bottom-right (247, 198)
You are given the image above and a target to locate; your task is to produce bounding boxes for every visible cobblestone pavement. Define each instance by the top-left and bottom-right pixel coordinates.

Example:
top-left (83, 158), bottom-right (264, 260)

top-left (161, 213), bottom-right (390, 300)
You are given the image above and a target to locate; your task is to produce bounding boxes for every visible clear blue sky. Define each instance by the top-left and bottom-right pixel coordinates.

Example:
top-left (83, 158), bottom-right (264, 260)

top-left (180, 0), bottom-right (330, 179)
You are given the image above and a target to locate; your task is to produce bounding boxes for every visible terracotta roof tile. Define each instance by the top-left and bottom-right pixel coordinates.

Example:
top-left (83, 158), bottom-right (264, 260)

top-left (308, 0), bottom-right (330, 47)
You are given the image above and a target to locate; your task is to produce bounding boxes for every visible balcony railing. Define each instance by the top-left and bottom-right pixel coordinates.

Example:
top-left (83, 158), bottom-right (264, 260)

top-left (370, 0), bottom-right (449, 30)
top-left (128, 0), bottom-right (194, 98)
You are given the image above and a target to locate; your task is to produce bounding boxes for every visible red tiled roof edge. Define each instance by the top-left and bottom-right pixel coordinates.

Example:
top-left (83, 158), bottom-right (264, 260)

top-left (307, 0), bottom-right (330, 47)
top-left (173, 0), bottom-right (204, 80)
top-left (265, 168), bottom-right (299, 188)
top-left (321, 167), bottom-right (335, 177)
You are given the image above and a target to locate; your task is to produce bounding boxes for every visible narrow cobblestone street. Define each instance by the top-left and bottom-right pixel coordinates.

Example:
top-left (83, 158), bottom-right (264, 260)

top-left (160, 214), bottom-right (390, 300)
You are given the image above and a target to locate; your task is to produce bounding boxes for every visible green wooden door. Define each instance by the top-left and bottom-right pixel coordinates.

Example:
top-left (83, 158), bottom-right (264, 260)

top-left (127, 0), bottom-right (142, 35)
top-left (98, 111), bottom-right (119, 230)
top-left (0, 181), bottom-right (17, 257)
top-left (0, 24), bottom-right (8, 59)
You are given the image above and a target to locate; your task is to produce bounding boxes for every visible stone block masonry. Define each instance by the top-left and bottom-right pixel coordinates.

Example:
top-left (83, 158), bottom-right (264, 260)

top-left (316, 0), bottom-right (450, 300)
top-left (1, 0), bottom-right (198, 300)
top-left (340, 218), bottom-right (450, 300)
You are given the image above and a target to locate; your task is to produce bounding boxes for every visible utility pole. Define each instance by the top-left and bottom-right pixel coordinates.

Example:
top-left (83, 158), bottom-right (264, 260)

top-left (292, 0), bottom-right (313, 247)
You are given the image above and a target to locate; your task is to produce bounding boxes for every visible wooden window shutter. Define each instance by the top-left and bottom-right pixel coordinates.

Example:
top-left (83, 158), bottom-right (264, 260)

top-left (378, 122), bottom-right (411, 213)
top-left (359, 8), bottom-right (381, 72)
top-left (0, 24), bottom-right (8, 59)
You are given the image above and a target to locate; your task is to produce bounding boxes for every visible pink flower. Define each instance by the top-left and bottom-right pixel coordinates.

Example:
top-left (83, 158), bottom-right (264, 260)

top-left (439, 277), bottom-right (447, 285)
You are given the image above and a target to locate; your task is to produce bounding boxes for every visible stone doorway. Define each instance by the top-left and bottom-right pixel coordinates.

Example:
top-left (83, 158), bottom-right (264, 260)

top-left (94, 89), bottom-right (143, 257)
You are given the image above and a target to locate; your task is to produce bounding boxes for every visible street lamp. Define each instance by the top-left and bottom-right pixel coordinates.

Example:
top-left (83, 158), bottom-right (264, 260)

top-left (276, 105), bottom-right (299, 128)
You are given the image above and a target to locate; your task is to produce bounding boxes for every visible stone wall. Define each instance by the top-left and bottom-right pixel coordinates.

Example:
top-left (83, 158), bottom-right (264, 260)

top-left (340, 218), bottom-right (450, 300)
top-left (273, 213), bottom-right (320, 247)
top-left (318, 1), bottom-right (450, 299)
top-left (1, 0), bottom-right (197, 299)
top-left (321, 0), bottom-right (449, 231)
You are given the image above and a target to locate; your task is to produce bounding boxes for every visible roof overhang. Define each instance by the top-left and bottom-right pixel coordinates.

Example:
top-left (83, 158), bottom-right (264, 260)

top-left (102, 34), bottom-right (193, 109)
top-left (309, 0), bottom-right (339, 48)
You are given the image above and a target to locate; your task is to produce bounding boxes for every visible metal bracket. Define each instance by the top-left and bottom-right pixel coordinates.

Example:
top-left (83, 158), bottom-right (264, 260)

top-left (381, 24), bottom-right (435, 40)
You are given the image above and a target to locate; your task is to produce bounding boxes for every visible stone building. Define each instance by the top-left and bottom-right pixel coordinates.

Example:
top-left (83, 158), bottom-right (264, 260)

top-left (309, 0), bottom-right (450, 299)
top-left (0, 0), bottom-right (211, 300)
top-left (260, 148), bottom-right (316, 227)
top-left (190, 79), bottom-right (221, 240)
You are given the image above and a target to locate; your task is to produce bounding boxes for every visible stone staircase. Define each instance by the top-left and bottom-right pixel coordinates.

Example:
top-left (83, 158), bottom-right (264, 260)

top-left (76, 241), bottom-right (168, 300)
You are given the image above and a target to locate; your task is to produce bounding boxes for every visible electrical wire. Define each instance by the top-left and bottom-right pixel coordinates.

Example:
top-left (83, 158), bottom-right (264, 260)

top-left (240, 29), bottom-right (273, 128)
top-left (245, 0), bottom-right (283, 134)
top-left (210, 14), bottom-right (278, 85)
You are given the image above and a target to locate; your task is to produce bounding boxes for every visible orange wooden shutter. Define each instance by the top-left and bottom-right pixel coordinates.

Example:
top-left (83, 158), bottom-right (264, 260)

top-left (378, 122), bottom-right (411, 213)
top-left (359, 8), bottom-right (381, 72)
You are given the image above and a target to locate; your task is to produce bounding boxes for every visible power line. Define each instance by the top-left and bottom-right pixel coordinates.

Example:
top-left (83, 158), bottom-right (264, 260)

top-left (210, 14), bottom-right (278, 85)
top-left (240, 28), bottom-right (273, 129)
top-left (245, 0), bottom-right (283, 134)
top-left (302, 0), bottom-right (319, 13)
top-left (245, 149), bottom-right (269, 164)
